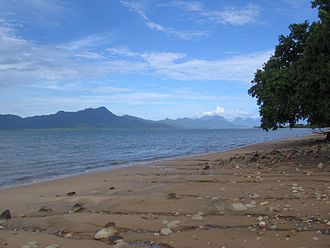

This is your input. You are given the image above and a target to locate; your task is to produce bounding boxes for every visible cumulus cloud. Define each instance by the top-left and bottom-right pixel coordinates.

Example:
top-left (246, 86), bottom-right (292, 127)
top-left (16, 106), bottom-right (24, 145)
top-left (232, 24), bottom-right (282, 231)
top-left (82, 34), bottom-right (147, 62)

top-left (202, 106), bottom-right (225, 116)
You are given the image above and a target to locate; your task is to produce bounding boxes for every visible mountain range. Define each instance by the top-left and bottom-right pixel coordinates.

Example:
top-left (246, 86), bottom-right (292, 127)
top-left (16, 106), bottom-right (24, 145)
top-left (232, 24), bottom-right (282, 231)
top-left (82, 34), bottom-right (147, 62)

top-left (0, 107), bottom-right (259, 129)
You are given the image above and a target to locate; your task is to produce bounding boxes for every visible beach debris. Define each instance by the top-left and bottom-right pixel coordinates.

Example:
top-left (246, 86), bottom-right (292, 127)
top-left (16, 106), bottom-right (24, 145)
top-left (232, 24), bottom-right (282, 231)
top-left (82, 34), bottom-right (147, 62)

top-left (38, 206), bottom-right (53, 213)
top-left (0, 210), bottom-right (11, 220)
top-left (229, 203), bottom-right (248, 211)
top-left (160, 227), bottom-right (172, 236)
top-left (66, 191), bottom-right (76, 196)
top-left (141, 213), bottom-right (158, 220)
top-left (95, 222), bottom-right (118, 240)
top-left (167, 193), bottom-right (177, 199)
top-left (70, 203), bottom-right (84, 213)
top-left (167, 220), bottom-right (180, 228)
top-left (191, 212), bottom-right (204, 221)
top-left (260, 201), bottom-right (269, 206)
top-left (21, 241), bottom-right (38, 248)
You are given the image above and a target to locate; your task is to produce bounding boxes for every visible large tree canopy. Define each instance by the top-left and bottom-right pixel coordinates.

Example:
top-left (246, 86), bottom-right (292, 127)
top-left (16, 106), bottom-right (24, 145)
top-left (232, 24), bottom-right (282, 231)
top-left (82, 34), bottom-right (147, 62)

top-left (249, 0), bottom-right (330, 133)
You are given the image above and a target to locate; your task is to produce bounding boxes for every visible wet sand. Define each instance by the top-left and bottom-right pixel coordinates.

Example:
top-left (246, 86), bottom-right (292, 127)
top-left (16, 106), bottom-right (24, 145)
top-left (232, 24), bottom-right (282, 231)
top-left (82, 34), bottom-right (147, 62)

top-left (0, 134), bottom-right (329, 248)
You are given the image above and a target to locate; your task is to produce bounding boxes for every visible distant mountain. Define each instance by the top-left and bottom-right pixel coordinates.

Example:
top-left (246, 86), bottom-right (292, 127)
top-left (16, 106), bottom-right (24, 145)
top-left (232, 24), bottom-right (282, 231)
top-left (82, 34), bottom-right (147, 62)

top-left (0, 107), bottom-right (172, 130)
top-left (0, 107), bottom-right (260, 130)
top-left (158, 115), bottom-right (258, 129)
top-left (158, 115), bottom-right (260, 129)
top-left (231, 117), bottom-right (260, 128)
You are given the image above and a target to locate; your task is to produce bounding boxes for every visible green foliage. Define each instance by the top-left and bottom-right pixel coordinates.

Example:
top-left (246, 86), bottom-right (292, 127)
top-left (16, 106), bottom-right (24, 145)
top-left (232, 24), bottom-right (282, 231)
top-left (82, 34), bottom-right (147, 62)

top-left (249, 0), bottom-right (330, 130)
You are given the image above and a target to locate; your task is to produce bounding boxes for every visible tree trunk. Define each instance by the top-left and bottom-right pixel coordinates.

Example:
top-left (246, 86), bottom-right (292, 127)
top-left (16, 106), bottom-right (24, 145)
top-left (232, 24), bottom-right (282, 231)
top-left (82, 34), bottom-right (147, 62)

top-left (327, 132), bottom-right (330, 141)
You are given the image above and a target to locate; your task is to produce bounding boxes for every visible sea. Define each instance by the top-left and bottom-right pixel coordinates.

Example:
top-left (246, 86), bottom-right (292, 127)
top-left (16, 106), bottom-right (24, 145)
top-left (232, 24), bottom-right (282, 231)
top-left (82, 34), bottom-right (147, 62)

top-left (0, 128), bottom-right (312, 188)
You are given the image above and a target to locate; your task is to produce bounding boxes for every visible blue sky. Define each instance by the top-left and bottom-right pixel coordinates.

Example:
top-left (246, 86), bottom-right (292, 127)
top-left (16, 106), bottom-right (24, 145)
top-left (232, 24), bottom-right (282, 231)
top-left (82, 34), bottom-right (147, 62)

top-left (0, 0), bottom-right (317, 120)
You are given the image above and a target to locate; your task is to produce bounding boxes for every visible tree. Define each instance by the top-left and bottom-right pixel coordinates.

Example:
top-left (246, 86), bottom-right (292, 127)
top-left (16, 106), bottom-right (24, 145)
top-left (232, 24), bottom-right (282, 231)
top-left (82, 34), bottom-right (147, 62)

top-left (248, 0), bottom-right (330, 139)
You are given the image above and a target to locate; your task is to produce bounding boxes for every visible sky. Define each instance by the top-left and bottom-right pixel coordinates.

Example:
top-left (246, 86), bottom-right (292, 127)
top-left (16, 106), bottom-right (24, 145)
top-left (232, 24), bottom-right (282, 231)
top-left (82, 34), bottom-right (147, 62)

top-left (0, 0), bottom-right (317, 120)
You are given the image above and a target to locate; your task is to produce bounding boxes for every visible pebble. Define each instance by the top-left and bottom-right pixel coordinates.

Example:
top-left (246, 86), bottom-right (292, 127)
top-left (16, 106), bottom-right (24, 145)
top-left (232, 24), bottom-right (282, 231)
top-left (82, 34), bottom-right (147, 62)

top-left (248, 193), bottom-right (260, 198)
top-left (0, 210), bottom-right (11, 220)
top-left (141, 213), bottom-right (158, 220)
top-left (45, 245), bottom-right (59, 248)
top-left (312, 237), bottom-right (320, 241)
top-left (317, 162), bottom-right (324, 169)
top-left (167, 193), bottom-right (177, 199)
top-left (95, 222), bottom-right (117, 240)
top-left (160, 227), bottom-right (172, 236)
top-left (21, 241), bottom-right (38, 248)
top-left (66, 191), bottom-right (76, 196)
top-left (108, 234), bottom-right (124, 245)
top-left (258, 221), bottom-right (266, 228)
top-left (230, 203), bottom-right (248, 211)
top-left (70, 203), bottom-right (84, 213)
top-left (167, 220), bottom-right (180, 228)
top-left (191, 212), bottom-right (204, 221)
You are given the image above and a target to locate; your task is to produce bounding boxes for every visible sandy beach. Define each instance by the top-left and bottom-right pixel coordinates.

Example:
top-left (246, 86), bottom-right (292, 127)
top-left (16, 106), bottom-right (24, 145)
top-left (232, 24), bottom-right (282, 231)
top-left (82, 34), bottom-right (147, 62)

top-left (0, 134), bottom-right (329, 248)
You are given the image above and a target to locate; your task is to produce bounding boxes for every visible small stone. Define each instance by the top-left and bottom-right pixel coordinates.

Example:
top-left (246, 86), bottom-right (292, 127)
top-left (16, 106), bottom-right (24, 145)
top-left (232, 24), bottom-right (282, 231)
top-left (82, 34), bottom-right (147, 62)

top-left (248, 193), bottom-right (260, 198)
top-left (95, 222), bottom-right (117, 240)
top-left (230, 203), bottom-right (248, 211)
top-left (326, 221), bottom-right (330, 226)
top-left (160, 227), bottom-right (172, 236)
top-left (258, 221), bottom-right (266, 228)
top-left (203, 165), bottom-right (210, 170)
top-left (22, 241), bottom-right (38, 248)
top-left (71, 203), bottom-right (84, 213)
top-left (317, 163), bottom-right (324, 169)
top-left (38, 206), bottom-right (53, 213)
top-left (141, 213), bottom-right (158, 220)
top-left (66, 191), bottom-right (76, 196)
top-left (192, 212), bottom-right (204, 221)
top-left (64, 233), bottom-right (73, 238)
top-left (162, 219), bottom-right (169, 224)
top-left (167, 220), bottom-right (180, 228)
top-left (108, 234), bottom-right (124, 245)
top-left (45, 245), bottom-right (60, 248)
top-left (167, 193), bottom-right (177, 199)
top-left (109, 187), bottom-right (116, 190)
top-left (312, 237), bottom-right (320, 241)
top-left (0, 210), bottom-right (11, 220)
top-left (257, 216), bottom-right (263, 222)
top-left (260, 201), bottom-right (268, 206)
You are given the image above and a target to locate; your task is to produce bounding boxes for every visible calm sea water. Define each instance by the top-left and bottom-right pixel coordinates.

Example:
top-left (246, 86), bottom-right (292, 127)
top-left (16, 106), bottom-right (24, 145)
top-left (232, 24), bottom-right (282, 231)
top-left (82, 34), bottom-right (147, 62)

top-left (0, 128), bottom-right (312, 188)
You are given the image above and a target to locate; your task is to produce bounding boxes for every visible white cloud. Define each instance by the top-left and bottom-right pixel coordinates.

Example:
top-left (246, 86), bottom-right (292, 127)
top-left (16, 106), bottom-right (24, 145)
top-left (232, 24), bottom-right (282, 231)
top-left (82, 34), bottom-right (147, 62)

top-left (0, 20), bottom-right (271, 88)
top-left (202, 106), bottom-right (225, 116)
top-left (119, 0), bottom-right (209, 40)
top-left (169, 1), bottom-right (260, 26)
top-left (207, 5), bottom-right (260, 26)
top-left (108, 47), bottom-right (271, 81)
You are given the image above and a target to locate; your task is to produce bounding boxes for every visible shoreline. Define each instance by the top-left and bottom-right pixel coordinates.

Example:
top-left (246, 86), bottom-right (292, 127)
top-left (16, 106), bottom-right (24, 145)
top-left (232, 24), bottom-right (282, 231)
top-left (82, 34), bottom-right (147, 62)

top-left (0, 133), bottom-right (329, 248)
top-left (0, 131), bottom-right (314, 191)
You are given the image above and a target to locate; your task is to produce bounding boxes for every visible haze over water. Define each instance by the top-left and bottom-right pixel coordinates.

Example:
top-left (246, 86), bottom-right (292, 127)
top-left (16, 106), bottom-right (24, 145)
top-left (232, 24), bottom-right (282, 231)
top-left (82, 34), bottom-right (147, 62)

top-left (0, 128), bottom-right (312, 188)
